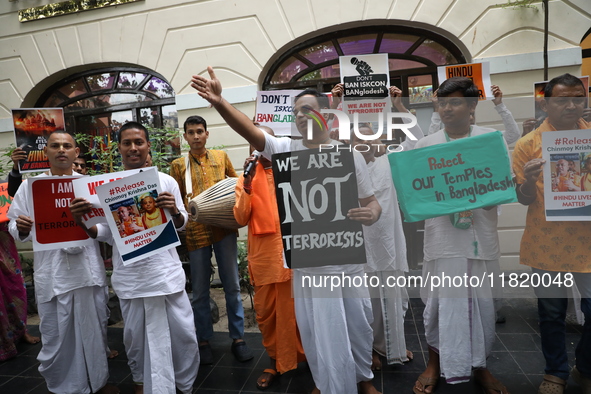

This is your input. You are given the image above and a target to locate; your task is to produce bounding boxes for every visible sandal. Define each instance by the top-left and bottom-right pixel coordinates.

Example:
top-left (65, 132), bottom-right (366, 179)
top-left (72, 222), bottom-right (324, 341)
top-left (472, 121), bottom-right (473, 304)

top-left (477, 379), bottom-right (510, 394)
top-left (257, 368), bottom-right (278, 391)
top-left (572, 367), bottom-right (591, 394)
top-left (413, 374), bottom-right (438, 394)
top-left (538, 374), bottom-right (566, 394)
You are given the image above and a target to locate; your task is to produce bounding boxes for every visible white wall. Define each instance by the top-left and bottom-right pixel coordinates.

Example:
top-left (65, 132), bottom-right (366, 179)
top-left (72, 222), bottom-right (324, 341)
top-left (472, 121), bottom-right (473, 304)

top-left (2, 0), bottom-right (590, 268)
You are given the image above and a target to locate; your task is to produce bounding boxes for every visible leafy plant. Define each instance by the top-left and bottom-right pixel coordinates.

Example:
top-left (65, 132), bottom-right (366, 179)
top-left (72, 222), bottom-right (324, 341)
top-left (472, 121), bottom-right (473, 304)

top-left (237, 240), bottom-right (254, 310)
top-left (0, 144), bottom-right (15, 179)
top-left (75, 126), bottom-right (181, 175)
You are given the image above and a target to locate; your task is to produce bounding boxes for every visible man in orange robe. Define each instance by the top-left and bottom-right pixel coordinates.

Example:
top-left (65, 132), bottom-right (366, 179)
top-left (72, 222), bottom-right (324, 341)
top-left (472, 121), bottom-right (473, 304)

top-left (234, 127), bottom-right (305, 390)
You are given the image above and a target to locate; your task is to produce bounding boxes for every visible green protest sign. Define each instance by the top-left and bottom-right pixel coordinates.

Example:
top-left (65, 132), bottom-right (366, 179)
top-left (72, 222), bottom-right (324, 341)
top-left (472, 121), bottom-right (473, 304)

top-left (388, 131), bottom-right (516, 222)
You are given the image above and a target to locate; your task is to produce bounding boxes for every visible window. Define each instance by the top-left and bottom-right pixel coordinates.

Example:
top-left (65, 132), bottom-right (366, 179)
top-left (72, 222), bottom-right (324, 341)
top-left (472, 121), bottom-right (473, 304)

top-left (263, 26), bottom-right (466, 106)
top-left (37, 67), bottom-right (180, 167)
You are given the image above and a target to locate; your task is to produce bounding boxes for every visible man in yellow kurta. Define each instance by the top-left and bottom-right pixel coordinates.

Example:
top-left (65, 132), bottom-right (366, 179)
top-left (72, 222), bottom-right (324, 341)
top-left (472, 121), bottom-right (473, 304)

top-left (234, 128), bottom-right (305, 389)
top-left (170, 115), bottom-right (252, 365)
top-left (512, 73), bottom-right (591, 394)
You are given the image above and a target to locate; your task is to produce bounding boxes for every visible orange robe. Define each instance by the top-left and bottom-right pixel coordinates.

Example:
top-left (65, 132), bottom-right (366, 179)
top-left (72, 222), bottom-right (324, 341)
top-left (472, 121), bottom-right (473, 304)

top-left (234, 164), bottom-right (305, 373)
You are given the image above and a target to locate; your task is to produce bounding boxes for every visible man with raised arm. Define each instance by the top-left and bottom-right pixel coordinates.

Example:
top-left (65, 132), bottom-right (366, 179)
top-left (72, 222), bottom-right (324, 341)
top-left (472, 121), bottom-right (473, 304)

top-left (8, 131), bottom-right (118, 394)
top-left (191, 67), bottom-right (381, 394)
top-left (70, 122), bottom-right (199, 394)
top-left (512, 73), bottom-right (591, 394)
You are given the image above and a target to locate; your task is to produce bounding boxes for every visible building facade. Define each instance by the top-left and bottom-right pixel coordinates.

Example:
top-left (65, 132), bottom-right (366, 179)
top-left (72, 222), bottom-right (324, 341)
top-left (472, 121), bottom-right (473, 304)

top-left (1, 0), bottom-right (590, 269)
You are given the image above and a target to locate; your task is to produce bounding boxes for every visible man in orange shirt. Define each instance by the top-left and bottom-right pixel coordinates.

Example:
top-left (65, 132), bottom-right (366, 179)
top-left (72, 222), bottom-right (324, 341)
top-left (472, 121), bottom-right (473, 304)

top-left (234, 126), bottom-right (305, 390)
top-left (513, 73), bottom-right (591, 394)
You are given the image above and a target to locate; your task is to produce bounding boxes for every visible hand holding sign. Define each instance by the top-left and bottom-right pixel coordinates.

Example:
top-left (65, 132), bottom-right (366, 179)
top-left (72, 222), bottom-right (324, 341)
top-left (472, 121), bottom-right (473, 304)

top-left (191, 66), bottom-right (223, 106)
top-left (16, 215), bottom-right (33, 236)
top-left (11, 147), bottom-right (26, 172)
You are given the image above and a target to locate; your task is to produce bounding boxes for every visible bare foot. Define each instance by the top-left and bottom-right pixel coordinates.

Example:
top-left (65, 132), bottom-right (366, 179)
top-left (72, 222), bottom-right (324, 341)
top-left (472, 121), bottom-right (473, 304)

top-left (96, 383), bottom-right (120, 394)
top-left (371, 350), bottom-right (382, 371)
top-left (359, 380), bottom-right (381, 394)
top-left (133, 384), bottom-right (144, 394)
top-left (22, 333), bottom-right (40, 344)
top-left (108, 349), bottom-right (119, 359)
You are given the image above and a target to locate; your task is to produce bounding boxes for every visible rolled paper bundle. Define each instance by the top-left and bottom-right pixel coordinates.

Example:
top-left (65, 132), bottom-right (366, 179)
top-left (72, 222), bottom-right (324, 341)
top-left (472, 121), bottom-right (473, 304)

top-left (188, 177), bottom-right (243, 229)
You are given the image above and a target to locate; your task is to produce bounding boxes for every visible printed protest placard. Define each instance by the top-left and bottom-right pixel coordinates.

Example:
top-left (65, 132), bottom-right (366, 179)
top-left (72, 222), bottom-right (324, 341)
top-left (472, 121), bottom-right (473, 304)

top-left (272, 148), bottom-right (365, 269)
top-left (533, 76), bottom-right (589, 119)
top-left (72, 168), bottom-right (146, 227)
top-left (95, 168), bottom-right (180, 265)
top-left (339, 54), bottom-right (390, 122)
top-left (388, 132), bottom-right (516, 222)
top-left (541, 130), bottom-right (591, 220)
top-left (255, 90), bottom-right (303, 136)
top-left (0, 182), bottom-right (12, 223)
top-left (28, 177), bottom-right (94, 251)
top-left (437, 62), bottom-right (492, 100)
top-left (12, 108), bottom-right (65, 173)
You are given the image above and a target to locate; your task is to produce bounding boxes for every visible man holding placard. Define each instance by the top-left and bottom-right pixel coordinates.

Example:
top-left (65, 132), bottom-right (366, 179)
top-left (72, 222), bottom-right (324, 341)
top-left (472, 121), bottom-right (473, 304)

top-left (412, 77), bottom-right (509, 394)
top-left (191, 67), bottom-right (382, 394)
top-left (8, 131), bottom-right (117, 394)
top-left (70, 122), bottom-right (199, 394)
top-left (513, 73), bottom-right (591, 394)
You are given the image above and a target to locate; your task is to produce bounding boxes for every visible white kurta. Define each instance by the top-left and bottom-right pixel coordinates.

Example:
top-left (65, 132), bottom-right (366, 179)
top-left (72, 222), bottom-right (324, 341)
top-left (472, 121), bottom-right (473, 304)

top-left (8, 172), bottom-right (109, 394)
top-left (415, 127), bottom-right (503, 383)
top-left (428, 103), bottom-right (520, 145)
top-left (362, 155), bottom-right (410, 364)
top-left (262, 133), bottom-right (375, 394)
top-left (96, 172), bottom-right (199, 394)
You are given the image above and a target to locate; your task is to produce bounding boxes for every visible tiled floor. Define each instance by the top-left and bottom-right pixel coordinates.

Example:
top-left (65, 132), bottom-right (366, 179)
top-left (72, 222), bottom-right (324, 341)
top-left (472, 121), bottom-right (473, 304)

top-left (0, 294), bottom-right (586, 393)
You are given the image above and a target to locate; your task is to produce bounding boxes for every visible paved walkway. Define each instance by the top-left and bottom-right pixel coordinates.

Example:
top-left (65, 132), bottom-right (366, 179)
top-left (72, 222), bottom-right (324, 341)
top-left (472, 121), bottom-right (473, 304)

top-left (0, 291), bottom-right (586, 393)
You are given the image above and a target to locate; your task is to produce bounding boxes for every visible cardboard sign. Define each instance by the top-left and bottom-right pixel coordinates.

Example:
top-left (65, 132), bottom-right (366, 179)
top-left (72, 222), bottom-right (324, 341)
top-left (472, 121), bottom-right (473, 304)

top-left (542, 130), bottom-right (591, 220)
top-left (0, 182), bottom-right (12, 223)
top-left (95, 168), bottom-right (180, 265)
top-left (437, 62), bottom-right (492, 100)
top-left (272, 148), bottom-right (365, 268)
top-left (388, 132), bottom-right (516, 222)
top-left (12, 108), bottom-right (65, 173)
top-left (28, 177), bottom-right (93, 251)
top-left (339, 54), bottom-right (390, 121)
top-left (72, 168), bottom-right (147, 227)
top-left (255, 90), bottom-right (303, 136)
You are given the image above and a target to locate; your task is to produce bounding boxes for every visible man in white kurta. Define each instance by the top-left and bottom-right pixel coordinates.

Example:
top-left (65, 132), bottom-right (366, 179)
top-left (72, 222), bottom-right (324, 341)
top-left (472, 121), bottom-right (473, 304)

top-left (352, 134), bottom-right (411, 366)
top-left (71, 122), bottom-right (199, 394)
top-left (412, 77), bottom-right (508, 394)
top-left (8, 131), bottom-right (114, 394)
top-left (190, 67), bottom-right (383, 394)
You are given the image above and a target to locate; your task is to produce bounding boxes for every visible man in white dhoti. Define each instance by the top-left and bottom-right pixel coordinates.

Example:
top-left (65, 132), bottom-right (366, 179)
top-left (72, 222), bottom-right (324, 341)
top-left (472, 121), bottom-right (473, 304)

top-left (351, 123), bottom-right (412, 369)
top-left (70, 122), bottom-right (199, 394)
top-left (8, 131), bottom-right (118, 394)
top-left (191, 66), bottom-right (382, 394)
top-left (412, 77), bottom-right (509, 394)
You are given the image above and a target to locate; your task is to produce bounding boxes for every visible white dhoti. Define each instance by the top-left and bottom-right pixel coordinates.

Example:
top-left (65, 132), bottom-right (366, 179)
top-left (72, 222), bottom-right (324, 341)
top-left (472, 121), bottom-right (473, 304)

top-left (421, 258), bottom-right (498, 384)
top-left (368, 270), bottom-right (409, 365)
top-left (37, 286), bottom-right (109, 394)
top-left (119, 291), bottom-right (199, 394)
top-left (293, 269), bottom-right (374, 394)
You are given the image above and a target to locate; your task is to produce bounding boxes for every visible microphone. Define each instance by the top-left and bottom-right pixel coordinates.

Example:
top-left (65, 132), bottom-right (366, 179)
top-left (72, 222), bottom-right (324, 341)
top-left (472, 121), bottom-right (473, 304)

top-left (244, 151), bottom-right (260, 177)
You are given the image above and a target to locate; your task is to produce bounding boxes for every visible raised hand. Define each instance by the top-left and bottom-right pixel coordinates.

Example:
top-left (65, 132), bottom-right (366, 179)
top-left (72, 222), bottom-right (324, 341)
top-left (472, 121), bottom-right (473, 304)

top-left (191, 66), bottom-right (223, 106)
